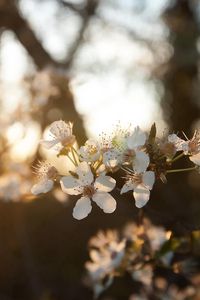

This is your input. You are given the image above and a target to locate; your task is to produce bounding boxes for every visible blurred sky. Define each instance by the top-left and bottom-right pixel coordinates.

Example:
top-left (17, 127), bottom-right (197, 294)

top-left (0, 0), bottom-right (171, 161)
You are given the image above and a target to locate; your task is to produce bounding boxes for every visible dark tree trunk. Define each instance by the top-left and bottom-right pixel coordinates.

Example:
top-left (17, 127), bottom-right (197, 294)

top-left (161, 0), bottom-right (200, 137)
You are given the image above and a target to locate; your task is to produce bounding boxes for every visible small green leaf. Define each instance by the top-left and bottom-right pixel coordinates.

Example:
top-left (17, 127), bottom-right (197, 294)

top-left (156, 238), bottom-right (180, 259)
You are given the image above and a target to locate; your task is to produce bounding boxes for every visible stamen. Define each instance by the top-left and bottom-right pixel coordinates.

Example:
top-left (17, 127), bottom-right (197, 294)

top-left (33, 161), bottom-right (58, 179)
top-left (83, 185), bottom-right (95, 197)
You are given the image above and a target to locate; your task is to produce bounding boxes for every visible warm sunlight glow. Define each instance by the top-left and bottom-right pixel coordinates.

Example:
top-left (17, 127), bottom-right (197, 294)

top-left (7, 121), bottom-right (41, 162)
top-left (72, 76), bottom-right (164, 137)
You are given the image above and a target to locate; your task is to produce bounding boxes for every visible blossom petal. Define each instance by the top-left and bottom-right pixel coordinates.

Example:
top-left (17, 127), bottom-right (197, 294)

top-left (49, 120), bottom-right (71, 137)
top-left (92, 192), bottom-right (116, 213)
top-left (79, 140), bottom-right (100, 162)
top-left (76, 162), bottom-right (94, 185)
top-left (73, 196), bottom-right (92, 220)
top-left (103, 150), bottom-right (121, 168)
top-left (39, 138), bottom-right (60, 149)
top-left (168, 133), bottom-right (180, 144)
top-left (168, 134), bottom-right (188, 152)
top-left (93, 277), bottom-right (114, 299)
top-left (127, 126), bottom-right (146, 149)
top-left (94, 175), bottom-right (116, 192)
top-left (133, 185), bottom-right (150, 208)
top-left (142, 171), bottom-right (155, 190)
top-left (60, 176), bottom-right (83, 195)
top-left (96, 164), bottom-right (106, 175)
top-left (189, 153), bottom-right (200, 166)
top-left (31, 179), bottom-right (54, 195)
top-left (132, 265), bottom-right (153, 287)
top-left (120, 180), bottom-right (135, 194)
top-left (133, 151), bottom-right (149, 173)
top-left (90, 249), bottom-right (102, 263)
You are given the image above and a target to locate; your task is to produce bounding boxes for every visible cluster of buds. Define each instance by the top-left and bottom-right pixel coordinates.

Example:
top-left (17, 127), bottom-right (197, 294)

top-left (85, 219), bottom-right (200, 299)
top-left (31, 120), bottom-right (200, 220)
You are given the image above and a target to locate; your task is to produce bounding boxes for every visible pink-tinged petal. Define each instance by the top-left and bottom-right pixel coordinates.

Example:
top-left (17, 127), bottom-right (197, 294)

top-left (168, 134), bottom-right (189, 152)
top-left (92, 192), bottom-right (116, 213)
top-left (60, 176), bottom-right (83, 195)
top-left (120, 180), bottom-right (135, 194)
top-left (76, 162), bottom-right (94, 185)
top-left (142, 171), bottom-right (155, 190)
top-left (73, 196), bottom-right (92, 220)
top-left (189, 153), bottom-right (200, 166)
top-left (133, 151), bottom-right (149, 173)
top-left (133, 185), bottom-right (150, 208)
top-left (94, 175), bottom-right (116, 192)
top-left (168, 133), bottom-right (181, 143)
top-left (39, 138), bottom-right (59, 149)
top-left (31, 179), bottom-right (54, 195)
top-left (127, 126), bottom-right (146, 149)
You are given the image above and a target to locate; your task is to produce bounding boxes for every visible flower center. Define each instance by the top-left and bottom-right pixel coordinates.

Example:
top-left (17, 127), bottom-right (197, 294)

top-left (112, 135), bottom-right (126, 151)
top-left (111, 250), bottom-right (118, 260)
top-left (188, 140), bottom-right (199, 154)
top-left (126, 174), bottom-right (142, 185)
top-left (132, 174), bottom-right (142, 185)
top-left (47, 166), bottom-right (58, 179)
top-left (83, 185), bottom-right (95, 197)
top-left (123, 149), bottom-right (135, 163)
top-left (62, 135), bottom-right (76, 147)
top-left (88, 145), bottom-right (98, 155)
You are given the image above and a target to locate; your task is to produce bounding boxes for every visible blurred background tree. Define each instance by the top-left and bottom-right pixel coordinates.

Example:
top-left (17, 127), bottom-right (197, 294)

top-left (0, 0), bottom-right (200, 299)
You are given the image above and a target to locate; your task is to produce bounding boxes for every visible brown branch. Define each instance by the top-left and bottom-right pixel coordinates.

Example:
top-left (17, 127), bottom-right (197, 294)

top-left (0, 1), bottom-right (61, 69)
top-left (61, 0), bottom-right (99, 69)
top-left (0, 0), bottom-right (99, 70)
top-left (95, 13), bottom-right (157, 53)
top-left (58, 0), bottom-right (85, 15)
top-left (0, 0), bottom-right (88, 146)
top-left (161, 0), bottom-right (200, 136)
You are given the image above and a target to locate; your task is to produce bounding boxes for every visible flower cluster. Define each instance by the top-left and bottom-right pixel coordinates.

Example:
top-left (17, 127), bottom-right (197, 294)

top-left (85, 219), bottom-right (200, 299)
top-left (31, 120), bottom-right (200, 219)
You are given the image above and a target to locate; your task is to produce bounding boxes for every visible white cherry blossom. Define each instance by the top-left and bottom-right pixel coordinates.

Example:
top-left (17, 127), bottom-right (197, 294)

top-left (121, 171), bottom-right (155, 208)
top-left (187, 130), bottom-right (200, 154)
top-left (101, 125), bottom-right (149, 172)
top-left (168, 132), bottom-right (200, 165)
top-left (132, 264), bottom-right (153, 287)
top-left (40, 120), bottom-right (75, 150)
top-left (126, 126), bottom-right (149, 173)
top-left (127, 126), bottom-right (146, 149)
top-left (86, 239), bottom-right (125, 282)
top-left (103, 148), bottom-right (123, 169)
top-left (60, 162), bottom-right (116, 219)
top-left (168, 133), bottom-right (189, 152)
top-left (187, 131), bottom-right (200, 165)
top-left (101, 123), bottom-right (131, 169)
top-left (31, 161), bottom-right (58, 195)
top-left (132, 151), bottom-right (150, 174)
top-left (79, 139), bottom-right (100, 162)
top-left (86, 230), bottom-right (125, 298)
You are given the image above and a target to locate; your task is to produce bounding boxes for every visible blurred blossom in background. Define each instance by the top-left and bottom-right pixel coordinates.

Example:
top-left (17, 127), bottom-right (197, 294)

top-left (0, 0), bottom-right (200, 299)
top-left (0, 0), bottom-right (174, 202)
top-left (0, 0), bottom-right (199, 208)
top-left (1, 0), bottom-right (170, 144)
